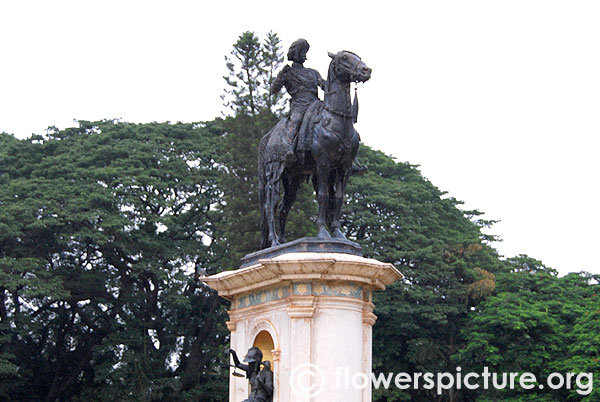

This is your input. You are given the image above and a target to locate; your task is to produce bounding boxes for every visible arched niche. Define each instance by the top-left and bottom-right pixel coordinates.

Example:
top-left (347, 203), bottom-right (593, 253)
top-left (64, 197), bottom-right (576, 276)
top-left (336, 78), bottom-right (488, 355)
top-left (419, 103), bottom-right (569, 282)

top-left (250, 320), bottom-right (279, 366)
top-left (253, 330), bottom-right (275, 365)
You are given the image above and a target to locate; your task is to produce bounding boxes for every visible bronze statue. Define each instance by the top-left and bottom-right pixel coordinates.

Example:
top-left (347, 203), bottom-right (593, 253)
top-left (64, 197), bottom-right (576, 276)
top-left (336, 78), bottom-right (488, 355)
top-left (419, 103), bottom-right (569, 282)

top-left (258, 45), bottom-right (372, 248)
top-left (228, 347), bottom-right (273, 402)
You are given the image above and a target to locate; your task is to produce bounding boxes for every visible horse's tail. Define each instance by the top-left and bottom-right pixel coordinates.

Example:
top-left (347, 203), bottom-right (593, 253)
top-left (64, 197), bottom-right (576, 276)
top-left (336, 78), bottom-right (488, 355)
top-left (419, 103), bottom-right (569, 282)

top-left (259, 186), bottom-right (269, 249)
top-left (258, 133), bottom-right (270, 249)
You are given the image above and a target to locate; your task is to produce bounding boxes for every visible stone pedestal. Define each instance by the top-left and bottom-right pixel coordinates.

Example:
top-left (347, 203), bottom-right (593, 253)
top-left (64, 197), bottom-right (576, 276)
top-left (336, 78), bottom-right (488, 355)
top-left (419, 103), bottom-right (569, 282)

top-left (202, 249), bottom-right (402, 402)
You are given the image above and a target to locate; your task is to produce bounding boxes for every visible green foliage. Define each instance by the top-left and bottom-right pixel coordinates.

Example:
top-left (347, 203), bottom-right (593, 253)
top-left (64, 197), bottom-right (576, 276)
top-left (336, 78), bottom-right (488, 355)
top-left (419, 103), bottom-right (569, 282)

top-left (2, 119), bottom-right (598, 402)
top-left (0, 121), bottom-right (230, 401)
top-left (458, 256), bottom-right (600, 402)
top-left (222, 31), bottom-right (286, 116)
top-left (262, 31), bottom-right (286, 114)
top-left (560, 287), bottom-right (600, 402)
top-left (341, 146), bottom-right (503, 402)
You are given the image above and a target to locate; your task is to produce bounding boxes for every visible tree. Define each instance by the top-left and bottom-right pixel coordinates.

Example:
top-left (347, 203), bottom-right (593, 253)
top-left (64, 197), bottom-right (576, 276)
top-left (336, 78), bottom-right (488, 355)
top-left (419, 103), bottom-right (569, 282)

top-left (221, 31), bottom-right (286, 116)
top-left (558, 280), bottom-right (600, 402)
top-left (261, 31), bottom-right (286, 114)
top-left (458, 255), bottom-right (600, 402)
top-left (0, 121), bottom-right (230, 401)
top-left (340, 146), bottom-right (502, 402)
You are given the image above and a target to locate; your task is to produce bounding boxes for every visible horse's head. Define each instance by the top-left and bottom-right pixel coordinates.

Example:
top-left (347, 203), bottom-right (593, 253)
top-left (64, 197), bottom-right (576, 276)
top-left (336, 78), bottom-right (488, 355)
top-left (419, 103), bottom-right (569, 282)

top-left (327, 50), bottom-right (372, 84)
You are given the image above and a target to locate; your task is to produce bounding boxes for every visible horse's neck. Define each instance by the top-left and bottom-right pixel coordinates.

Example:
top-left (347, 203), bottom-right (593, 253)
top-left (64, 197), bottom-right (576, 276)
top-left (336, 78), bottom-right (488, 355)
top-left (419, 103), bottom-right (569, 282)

top-left (325, 69), bottom-right (351, 115)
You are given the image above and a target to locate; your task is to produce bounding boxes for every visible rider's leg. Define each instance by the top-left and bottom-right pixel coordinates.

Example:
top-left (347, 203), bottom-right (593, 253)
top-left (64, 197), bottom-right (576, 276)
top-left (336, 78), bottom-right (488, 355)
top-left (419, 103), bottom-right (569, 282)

top-left (284, 111), bottom-right (303, 167)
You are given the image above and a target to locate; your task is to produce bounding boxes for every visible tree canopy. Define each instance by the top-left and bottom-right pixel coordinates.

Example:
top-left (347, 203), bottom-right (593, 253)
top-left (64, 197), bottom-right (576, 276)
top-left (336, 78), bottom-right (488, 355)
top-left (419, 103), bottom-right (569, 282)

top-left (0, 121), bottom-right (231, 401)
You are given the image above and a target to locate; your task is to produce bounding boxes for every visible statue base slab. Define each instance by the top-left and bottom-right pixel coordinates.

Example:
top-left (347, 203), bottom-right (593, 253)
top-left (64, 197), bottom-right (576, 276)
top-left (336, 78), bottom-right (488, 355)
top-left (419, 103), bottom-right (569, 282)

top-left (240, 237), bottom-right (362, 268)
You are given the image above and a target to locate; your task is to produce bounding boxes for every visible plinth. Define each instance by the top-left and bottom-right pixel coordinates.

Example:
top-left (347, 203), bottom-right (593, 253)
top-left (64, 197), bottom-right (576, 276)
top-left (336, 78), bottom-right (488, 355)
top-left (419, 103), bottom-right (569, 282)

top-left (201, 240), bottom-right (402, 401)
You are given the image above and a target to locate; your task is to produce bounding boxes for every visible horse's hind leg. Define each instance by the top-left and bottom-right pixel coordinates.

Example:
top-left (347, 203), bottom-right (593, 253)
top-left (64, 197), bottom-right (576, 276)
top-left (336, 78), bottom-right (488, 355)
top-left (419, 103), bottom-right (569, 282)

top-left (314, 161), bottom-right (332, 239)
top-left (330, 168), bottom-right (350, 240)
top-left (264, 162), bottom-right (283, 247)
top-left (278, 172), bottom-right (300, 243)
top-left (326, 174), bottom-right (335, 231)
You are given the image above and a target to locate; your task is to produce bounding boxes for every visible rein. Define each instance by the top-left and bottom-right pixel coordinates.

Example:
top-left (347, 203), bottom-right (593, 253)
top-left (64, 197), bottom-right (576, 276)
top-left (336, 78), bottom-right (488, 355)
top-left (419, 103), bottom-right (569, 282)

top-left (324, 105), bottom-right (353, 119)
top-left (324, 83), bottom-right (360, 122)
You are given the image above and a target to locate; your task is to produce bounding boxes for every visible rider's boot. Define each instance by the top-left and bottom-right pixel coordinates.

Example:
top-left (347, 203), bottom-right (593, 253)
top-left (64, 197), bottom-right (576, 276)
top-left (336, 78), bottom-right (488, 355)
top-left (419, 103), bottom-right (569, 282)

top-left (351, 157), bottom-right (368, 175)
top-left (284, 115), bottom-right (301, 167)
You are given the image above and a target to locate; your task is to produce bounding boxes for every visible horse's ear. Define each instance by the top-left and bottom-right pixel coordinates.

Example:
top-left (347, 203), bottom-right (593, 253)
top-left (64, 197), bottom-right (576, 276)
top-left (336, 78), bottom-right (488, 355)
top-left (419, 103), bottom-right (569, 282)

top-left (328, 51), bottom-right (335, 59)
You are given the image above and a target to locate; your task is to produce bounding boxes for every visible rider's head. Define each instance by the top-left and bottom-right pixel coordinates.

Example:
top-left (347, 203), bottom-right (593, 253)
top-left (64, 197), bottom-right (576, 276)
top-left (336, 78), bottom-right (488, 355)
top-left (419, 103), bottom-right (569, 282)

top-left (288, 39), bottom-right (309, 63)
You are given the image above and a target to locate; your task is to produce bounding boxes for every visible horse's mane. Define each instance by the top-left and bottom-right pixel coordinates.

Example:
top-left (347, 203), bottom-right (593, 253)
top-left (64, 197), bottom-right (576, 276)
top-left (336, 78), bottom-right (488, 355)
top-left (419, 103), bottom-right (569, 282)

top-left (327, 58), bottom-right (336, 94)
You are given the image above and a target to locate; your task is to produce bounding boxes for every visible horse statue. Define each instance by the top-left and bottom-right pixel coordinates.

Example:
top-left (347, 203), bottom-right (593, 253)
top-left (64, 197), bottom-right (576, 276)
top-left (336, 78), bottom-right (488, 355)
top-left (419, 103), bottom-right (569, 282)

top-left (258, 50), bottom-right (372, 248)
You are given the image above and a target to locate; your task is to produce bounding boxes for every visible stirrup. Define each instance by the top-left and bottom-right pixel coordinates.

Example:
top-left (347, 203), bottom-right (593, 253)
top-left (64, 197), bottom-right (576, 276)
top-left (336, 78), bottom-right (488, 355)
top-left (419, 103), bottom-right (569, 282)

top-left (284, 151), bottom-right (296, 167)
top-left (352, 163), bottom-right (368, 175)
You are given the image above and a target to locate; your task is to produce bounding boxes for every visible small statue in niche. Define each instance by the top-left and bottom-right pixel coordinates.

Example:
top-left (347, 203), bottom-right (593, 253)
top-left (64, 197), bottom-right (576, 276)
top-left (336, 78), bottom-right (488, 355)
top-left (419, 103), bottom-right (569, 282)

top-left (228, 347), bottom-right (273, 402)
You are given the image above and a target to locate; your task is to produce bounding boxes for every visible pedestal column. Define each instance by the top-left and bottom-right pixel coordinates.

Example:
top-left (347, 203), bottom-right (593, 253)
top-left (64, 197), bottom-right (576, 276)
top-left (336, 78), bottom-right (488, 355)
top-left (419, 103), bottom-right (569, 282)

top-left (202, 250), bottom-right (402, 402)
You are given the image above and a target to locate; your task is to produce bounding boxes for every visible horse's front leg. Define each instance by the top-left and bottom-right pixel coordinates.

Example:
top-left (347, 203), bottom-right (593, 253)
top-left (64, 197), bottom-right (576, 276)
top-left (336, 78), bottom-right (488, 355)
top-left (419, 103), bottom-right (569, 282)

top-left (314, 161), bottom-right (332, 240)
top-left (330, 168), bottom-right (350, 240)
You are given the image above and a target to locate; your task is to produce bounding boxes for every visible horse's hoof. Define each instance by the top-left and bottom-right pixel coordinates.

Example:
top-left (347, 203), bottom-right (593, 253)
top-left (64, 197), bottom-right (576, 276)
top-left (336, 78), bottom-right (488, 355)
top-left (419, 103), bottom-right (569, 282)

top-left (317, 227), bottom-right (331, 239)
top-left (332, 228), bottom-right (347, 240)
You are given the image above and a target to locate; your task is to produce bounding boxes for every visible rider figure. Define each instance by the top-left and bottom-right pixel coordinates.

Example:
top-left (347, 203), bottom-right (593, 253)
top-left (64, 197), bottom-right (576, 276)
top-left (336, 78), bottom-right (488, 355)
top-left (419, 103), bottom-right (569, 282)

top-left (271, 38), bottom-right (325, 167)
top-left (271, 39), bottom-right (367, 174)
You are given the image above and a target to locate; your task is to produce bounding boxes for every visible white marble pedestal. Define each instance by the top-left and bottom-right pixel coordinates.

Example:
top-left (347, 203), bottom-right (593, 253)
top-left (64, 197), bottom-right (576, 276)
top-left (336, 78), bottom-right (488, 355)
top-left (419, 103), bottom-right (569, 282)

top-left (202, 251), bottom-right (402, 402)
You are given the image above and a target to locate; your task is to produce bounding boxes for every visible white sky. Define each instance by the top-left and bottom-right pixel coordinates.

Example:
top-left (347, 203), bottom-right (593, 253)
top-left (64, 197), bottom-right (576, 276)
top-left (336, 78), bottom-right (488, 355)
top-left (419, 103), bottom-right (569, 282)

top-left (1, 0), bottom-right (599, 275)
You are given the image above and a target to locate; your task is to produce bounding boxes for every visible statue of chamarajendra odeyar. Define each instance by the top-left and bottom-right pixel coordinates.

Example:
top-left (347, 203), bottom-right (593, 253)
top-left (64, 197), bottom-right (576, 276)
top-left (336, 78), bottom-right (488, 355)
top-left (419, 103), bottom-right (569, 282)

top-left (258, 38), bottom-right (371, 248)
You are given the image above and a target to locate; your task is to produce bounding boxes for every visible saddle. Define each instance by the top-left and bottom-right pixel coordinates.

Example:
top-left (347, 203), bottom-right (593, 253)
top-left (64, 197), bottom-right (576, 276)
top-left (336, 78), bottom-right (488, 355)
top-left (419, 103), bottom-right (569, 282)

top-left (296, 99), bottom-right (323, 154)
top-left (262, 100), bottom-right (323, 165)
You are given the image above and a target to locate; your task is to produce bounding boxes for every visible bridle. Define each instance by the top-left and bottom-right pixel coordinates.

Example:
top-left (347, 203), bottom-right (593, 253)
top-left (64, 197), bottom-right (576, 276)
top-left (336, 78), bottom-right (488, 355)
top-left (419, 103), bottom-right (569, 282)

top-left (332, 51), bottom-right (364, 83)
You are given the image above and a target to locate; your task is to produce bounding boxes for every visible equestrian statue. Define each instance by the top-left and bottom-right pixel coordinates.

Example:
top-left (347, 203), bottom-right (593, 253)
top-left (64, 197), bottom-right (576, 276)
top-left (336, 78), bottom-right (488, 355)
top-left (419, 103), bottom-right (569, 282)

top-left (258, 39), bottom-right (372, 248)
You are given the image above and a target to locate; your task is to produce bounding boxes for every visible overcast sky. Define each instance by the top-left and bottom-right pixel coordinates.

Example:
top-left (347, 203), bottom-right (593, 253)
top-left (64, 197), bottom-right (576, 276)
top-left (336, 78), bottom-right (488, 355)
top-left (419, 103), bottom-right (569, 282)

top-left (1, 1), bottom-right (599, 275)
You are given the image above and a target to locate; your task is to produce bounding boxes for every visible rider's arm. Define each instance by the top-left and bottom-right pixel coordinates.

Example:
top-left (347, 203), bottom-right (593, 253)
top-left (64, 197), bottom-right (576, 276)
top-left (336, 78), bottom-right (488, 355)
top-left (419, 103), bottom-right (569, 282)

top-left (228, 349), bottom-right (249, 372)
top-left (316, 70), bottom-right (326, 90)
top-left (271, 65), bottom-right (290, 94)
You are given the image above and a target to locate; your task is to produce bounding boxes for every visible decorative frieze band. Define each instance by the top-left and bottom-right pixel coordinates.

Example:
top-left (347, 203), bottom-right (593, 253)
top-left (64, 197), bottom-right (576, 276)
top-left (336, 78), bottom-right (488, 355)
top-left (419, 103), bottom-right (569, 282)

top-left (233, 281), bottom-right (364, 310)
top-left (236, 286), bottom-right (290, 309)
